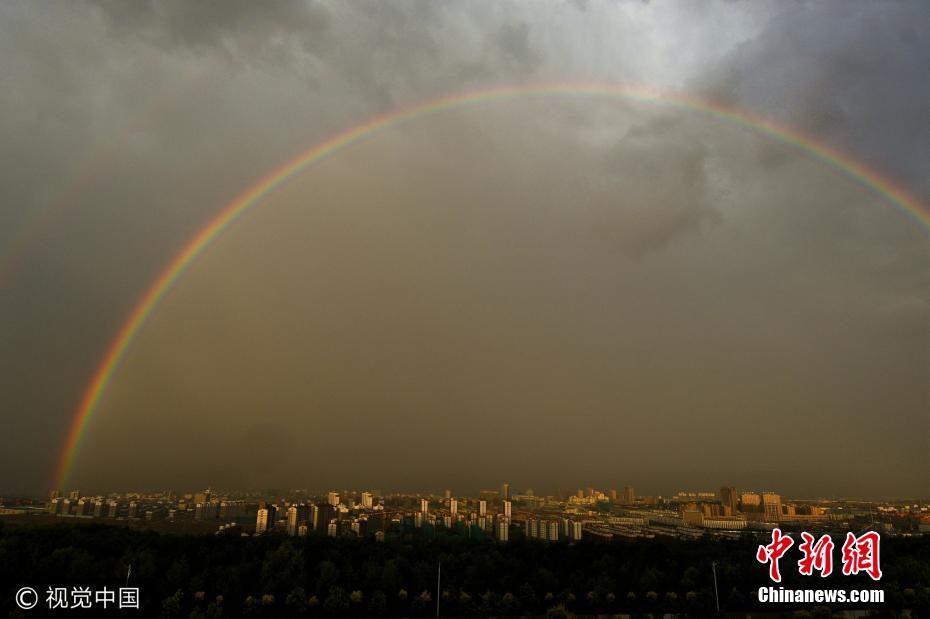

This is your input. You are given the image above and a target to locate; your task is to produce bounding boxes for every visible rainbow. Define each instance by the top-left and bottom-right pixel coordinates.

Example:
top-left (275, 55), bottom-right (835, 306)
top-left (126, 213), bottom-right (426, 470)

top-left (52, 82), bottom-right (930, 490)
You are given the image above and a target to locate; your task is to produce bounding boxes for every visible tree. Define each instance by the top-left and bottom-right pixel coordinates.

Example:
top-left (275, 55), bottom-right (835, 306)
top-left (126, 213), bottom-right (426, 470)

top-left (367, 590), bottom-right (387, 615)
top-left (681, 565), bottom-right (701, 590)
top-left (323, 587), bottom-right (349, 615)
top-left (546, 603), bottom-right (575, 619)
top-left (285, 586), bottom-right (308, 615)
top-left (205, 601), bottom-right (225, 619)
top-left (411, 590), bottom-right (432, 613)
top-left (315, 560), bottom-right (339, 596)
top-left (499, 591), bottom-right (516, 614)
top-left (161, 590), bottom-right (184, 618)
top-left (518, 582), bottom-right (538, 611)
top-left (261, 543), bottom-right (304, 596)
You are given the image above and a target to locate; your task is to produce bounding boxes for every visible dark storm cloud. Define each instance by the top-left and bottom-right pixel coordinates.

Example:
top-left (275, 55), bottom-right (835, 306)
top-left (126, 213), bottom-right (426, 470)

top-left (704, 0), bottom-right (930, 195)
top-left (0, 0), bottom-right (926, 498)
top-left (579, 115), bottom-right (720, 257)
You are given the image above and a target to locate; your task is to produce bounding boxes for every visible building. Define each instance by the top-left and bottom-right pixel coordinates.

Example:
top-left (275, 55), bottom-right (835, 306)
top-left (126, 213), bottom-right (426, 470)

top-left (682, 510), bottom-right (704, 526)
top-left (286, 505), bottom-right (298, 536)
top-left (547, 520), bottom-right (559, 542)
top-left (501, 483), bottom-right (510, 501)
top-left (740, 492), bottom-right (761, 512)
top-left (623, 486), bottom-right (635, 504)
top-left (720, 487), bottom-right (739, 513)
top-left (762, 493), bottom-right (782, 521)
top-left (570, 520), bottom-right (583, 540)
top-left (526, 519), bottom-right (538, 539)
top-left (420, 498), bottom-right (429, 514)
top-left (195, 502), bottom-right (219, 520)
top-left (361, 492), bottom-right (373, 509)
top-left (47, 498), bottom-right (62, 515)
top-left (256, 505), bottom-right (276, 534)
top-left (327, 492), bottom-right (340, 506)
top-left (478, 500), bottom-right (487, 516)
top-left (503, 500), bottom-right (512, 518)
top-left (496, 518), bottom-right (509, 542)
top-left (449, 498), bottom-right (457, 516)
top-left (702, 517), bottom-right (748, 530)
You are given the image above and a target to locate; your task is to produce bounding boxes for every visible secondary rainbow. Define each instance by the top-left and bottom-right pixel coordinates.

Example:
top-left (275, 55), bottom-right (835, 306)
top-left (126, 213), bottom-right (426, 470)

top-left (52, 82), bottom-right (930, 489)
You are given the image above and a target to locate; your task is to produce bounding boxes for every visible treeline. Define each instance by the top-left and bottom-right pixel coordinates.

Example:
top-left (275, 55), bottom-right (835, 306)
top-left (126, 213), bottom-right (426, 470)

top-left (1, 521), bottom-right (928, 617)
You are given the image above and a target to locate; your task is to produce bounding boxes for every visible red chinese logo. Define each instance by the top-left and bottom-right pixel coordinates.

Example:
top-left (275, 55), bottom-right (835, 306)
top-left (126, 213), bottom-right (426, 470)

top-left (797, 532), bottom-right (834, 577)
top-left (757, 529), bottom-right (882, 582)
top-left (841, 531), bottom-right (882, 581)
top-left (756, 527), bottom-right (794, 582)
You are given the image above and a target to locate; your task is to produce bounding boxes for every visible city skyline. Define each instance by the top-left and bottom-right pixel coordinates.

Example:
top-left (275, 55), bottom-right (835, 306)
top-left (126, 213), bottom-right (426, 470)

top-left (1, 1), bottom-right (928, 499)
top-left (22, 480), bottom-right (926, 545)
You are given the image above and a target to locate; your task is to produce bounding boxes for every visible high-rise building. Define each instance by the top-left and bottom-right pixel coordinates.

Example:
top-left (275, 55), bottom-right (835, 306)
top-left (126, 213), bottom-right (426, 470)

top-left (420, 498), bottom-right (429, 514)
top-left (526, 519), bottom-right (538, 539)
top-left (569, 520), bottom-right (583, 540)
top-left (496, 518), bottom-right (509, 542)
top-left (740, 492), bottom-right (762, 512)
top-left (327, 492), bottom-right (340, 506)
top-left (762, 493), bottom-right (782, 521)
top-left (47, 498), bottom-right (62, 515)
top-left (361, 492), bottom-right (373, 509)
top-left (444, 489), bottom-right (452, 499)
top-left (501, 483), bottom-right (510, 501)
top-left (449, 498), bottom-right (458, 516)
top-left (720, 487), bottom-right (739, 513)
top-left (503, 500), bottom-right (512, 518)
top-left (256, 505), bottom-right (276, 534)
top-left (547, 520), bottom-right (559, 542)
top-left (478, 500), bottom-right (487, 516)
top-left (317, 503), bottom-right (336, 532)
top-left (286, 505), bottom-right (298, 536)
top-left (623, 486), bottom-right (635, 504)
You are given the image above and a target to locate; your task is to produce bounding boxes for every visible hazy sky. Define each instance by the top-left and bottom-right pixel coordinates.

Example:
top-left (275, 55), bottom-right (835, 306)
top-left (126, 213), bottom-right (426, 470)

top-left (1, 1), bottom-right (927, 498)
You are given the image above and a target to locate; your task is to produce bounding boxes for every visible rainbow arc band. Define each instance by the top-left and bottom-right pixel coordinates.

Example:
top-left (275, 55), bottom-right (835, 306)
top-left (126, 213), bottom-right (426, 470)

top-left (52, 82), bottom-right (930, 490)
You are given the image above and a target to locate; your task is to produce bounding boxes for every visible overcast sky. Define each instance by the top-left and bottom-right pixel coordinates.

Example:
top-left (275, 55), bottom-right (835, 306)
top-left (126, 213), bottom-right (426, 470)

top-left (0, 0), bottom-right (927, 498)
